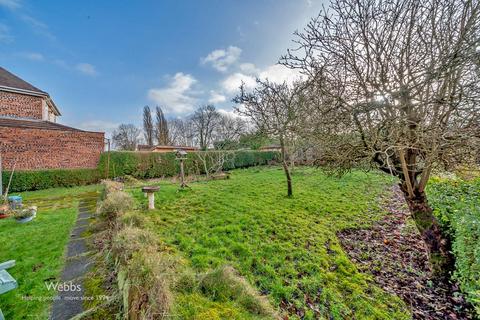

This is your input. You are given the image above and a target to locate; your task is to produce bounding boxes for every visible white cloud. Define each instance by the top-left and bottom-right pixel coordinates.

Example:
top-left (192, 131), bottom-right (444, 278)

top-left (221, 72), bottom-right (256, 94)
top-left (258, 64), bottom-right (303, 85)
top-left (220, 64), bottom-right (303, 96)
top-left (77, 120), bottom-right (118, 133)
top-left (20, 52), bottom-right (44, 61)
top-left (148, 72), bottom-right (198, 114)
top-left (218, 108), bottom-right (246, 119)
top-left (218, 108), bottom-right (252, 128)
top-left (239, 63), bottom-right (259, 74)
top-left (0, 0), bottom-right (21, 9)
top-left (76, 63), bottom-right (97, 76)
top-left (201, 46), bottom-right (242, 72)
top-left (0, 23), bottom-right (13, 43)
top-left (208, 90), bottom-right (226, 104)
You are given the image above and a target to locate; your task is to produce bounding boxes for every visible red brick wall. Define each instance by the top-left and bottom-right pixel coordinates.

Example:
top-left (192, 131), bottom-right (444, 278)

top-left (0, 127), bottom-right (104, 170)
top-left (0, 91), bottom-right (44, 119)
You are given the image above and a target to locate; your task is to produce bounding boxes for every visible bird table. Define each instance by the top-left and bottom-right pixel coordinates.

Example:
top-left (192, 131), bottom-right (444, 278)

top-left (142, 186), bottom-right (160, 210)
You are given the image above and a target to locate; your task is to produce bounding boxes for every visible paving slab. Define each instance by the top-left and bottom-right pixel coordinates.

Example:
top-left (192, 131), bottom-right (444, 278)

top-left (61, 254), bottom-right (92, 282)
top-left (74, 219), bottom-right (89, 228)
top-left (49, 278), bottom-right (85, 320)
top-left (50, 198), bottom-right (97, 320)
top-left (70, 225), bottom-right (88, 239)
top-left (67, 238), bottom-right (88, 258)
top-left (77, 211), bottom-right (92, 220)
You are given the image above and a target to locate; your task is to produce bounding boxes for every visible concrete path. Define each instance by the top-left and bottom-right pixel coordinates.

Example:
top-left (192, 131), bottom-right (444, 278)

top-left (50, 197), bottom-right (97, 320)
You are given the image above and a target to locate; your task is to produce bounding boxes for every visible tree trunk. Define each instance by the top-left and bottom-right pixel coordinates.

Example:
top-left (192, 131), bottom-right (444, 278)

top-left (400, 184), bottom-right (454, 278)
top-left (282, 160), bottom-right (293, 197)
top-left (280, 139), bottom-right (293, 197)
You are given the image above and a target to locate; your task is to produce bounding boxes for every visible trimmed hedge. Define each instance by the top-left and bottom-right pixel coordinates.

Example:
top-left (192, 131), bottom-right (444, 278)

top-left (97, 150), bottom-right (279, 180)
top-left (1, 168), bottom-right (101, 193)
top-left (1, 150), bottom-right (279, 192)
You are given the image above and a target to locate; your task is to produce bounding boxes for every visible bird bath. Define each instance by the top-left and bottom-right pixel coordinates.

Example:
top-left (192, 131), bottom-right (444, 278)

top-left (142, 186), bottom-right (160, 210)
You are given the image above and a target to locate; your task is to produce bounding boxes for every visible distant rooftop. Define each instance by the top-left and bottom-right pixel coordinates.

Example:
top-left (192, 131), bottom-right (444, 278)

top-left (0, 67), bottom-right (47, 95)
top-left (137, 145), bottom-right (198, 151)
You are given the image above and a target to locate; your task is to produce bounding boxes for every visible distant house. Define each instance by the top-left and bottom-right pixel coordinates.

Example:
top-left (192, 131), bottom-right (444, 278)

top-left (136, 144), bottom-right (154, 152)
top-left (0, 67), bottom-right (105, 171)
top-left (136, 145), bottom-right (198, 153)
top-left (259, 144), bottom-right (282, 152)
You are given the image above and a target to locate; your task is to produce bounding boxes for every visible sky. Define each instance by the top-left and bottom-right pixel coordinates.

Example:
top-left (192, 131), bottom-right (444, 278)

top-left (0, 0), bottom-right (324, 137)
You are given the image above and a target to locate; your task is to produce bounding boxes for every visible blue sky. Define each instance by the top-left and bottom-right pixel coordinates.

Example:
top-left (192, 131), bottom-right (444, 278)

top-left (0, 0), bottom-right (323, 136)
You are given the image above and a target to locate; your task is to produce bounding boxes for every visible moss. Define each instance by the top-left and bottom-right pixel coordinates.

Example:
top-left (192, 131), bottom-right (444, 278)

top-left (174, 293), bottom-right (267, 320)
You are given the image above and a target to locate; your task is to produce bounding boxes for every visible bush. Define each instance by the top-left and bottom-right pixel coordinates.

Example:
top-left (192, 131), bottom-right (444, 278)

top-left (97, 191), bottom-right (134, 220)
top-left (101, 180), bottom-right (124, 194)
top-left (113, 227), bottom-right (180, 319)
top-left (112, 227), bottom-right (158, 264)
top-left (200, 266), bottom-right (277, 317)
top-left (1, 168), bottom-right (100, 192)
top-left (428, 177), bottom-right (480, 315)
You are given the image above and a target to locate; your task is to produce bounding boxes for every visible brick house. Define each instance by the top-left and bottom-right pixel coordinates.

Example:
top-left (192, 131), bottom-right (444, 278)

top-left (0, 67), bottom-right (104, 171)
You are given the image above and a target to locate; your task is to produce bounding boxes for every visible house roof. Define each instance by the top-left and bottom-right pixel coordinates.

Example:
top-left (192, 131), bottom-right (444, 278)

top-left (137, 144), bottom-right (153, 151)
top-left (137, 145), bottom-right (198, 151)
top-left (0, 67), bottom-right (47, 95)
top-left (0, 67), bottom-right (61, 116)
top-left (152, 145), bottom-right (198, 150)
top-left (0, 117), bottom-right (99, 133)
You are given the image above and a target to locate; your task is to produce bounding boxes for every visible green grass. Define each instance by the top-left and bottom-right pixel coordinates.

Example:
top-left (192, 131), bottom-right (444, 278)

top-left (0, 184), bottom-right (100, 319)
top-left (127, 167), bottom-right (410, 319)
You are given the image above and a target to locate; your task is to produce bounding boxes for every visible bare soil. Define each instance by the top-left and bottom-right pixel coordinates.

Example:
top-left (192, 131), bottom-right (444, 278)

top-left (338, 186), bottom-right (474, 320)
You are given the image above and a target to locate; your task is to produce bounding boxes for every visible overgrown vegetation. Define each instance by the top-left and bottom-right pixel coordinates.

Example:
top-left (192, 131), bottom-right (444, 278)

top-left (95, 178), bottom-right (277, 319)
top-left (428, 176), bottom-right (480, 315)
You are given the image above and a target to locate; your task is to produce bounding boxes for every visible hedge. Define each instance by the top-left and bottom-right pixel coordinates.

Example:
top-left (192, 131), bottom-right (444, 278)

top-left (1, 150), bottom-right (279, 192)
top-left (97, 150), bottom-right (280, 179)
top-left (428, 177), bottom-right (480, 315)
top-left (1, 168), bottom-right (101, 193)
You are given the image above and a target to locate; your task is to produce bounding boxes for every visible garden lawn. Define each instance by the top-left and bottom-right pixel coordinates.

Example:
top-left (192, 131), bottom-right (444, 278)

top-left (127, 167), bottom-right (410, 319)
top-left (0, 184), bottom-right (100, 319)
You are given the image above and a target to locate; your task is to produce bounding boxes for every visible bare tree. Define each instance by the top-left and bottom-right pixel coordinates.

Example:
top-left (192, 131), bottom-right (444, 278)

top-left (168, 118), bottom-right (196, 146)
top-left (191, 105), bottom-right (221, 150)
top-left (214, 114), bottom-right (247, 143)
top-left (282, 0), bottom-right (480, 275)
top-left (112, 124), bottom-right (141, 151)
top-left (195, 151), bottom-right (235, 178)
top-left (155, 106), bottom-right (170, 145)
top-left (234, 79), bottom-right (310, 197)
top-left (143, 106), bottom-right (154, 146)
